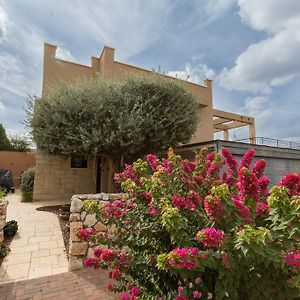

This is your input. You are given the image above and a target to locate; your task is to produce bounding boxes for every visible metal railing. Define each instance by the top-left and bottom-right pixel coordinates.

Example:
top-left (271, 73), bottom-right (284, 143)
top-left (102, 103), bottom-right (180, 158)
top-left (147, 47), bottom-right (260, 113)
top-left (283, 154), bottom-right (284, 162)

top-left (237, 137), bottom-right (300, 149)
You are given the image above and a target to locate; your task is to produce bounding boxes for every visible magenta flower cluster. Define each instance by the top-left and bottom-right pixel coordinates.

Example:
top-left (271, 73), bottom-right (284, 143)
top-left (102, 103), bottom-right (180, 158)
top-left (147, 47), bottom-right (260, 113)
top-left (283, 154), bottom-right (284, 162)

top-left (280, 173), bottom-right (300, 196)
top-left (166, 248), bottom-right (206, 270)
top-left (284, 251), bottom-right (300, 269)
top-left (103, 200), bottom-right (127, 219)
top-left (197, 228), bottom-right (224, 248)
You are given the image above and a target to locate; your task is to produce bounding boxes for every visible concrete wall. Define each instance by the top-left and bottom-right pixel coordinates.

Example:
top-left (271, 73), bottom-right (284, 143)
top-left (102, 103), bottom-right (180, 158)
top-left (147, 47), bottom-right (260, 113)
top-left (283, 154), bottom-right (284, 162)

top-left (0, 151), bottom-right (35, 187)
top-left (33, 154), bottom-right (96, 201)
top-left (216, 141), bottom-right (300, 186)
top-left (177, 140), bottom-right (300, 186)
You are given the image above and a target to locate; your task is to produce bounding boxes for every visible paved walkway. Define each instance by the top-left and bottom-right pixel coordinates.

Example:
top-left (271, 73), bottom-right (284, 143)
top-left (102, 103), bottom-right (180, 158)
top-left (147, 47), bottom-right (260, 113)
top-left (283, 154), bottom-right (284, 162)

top-left (0, 268), bottom-right (117, 300)
top-left (0, 192), bottom-right (69, 283)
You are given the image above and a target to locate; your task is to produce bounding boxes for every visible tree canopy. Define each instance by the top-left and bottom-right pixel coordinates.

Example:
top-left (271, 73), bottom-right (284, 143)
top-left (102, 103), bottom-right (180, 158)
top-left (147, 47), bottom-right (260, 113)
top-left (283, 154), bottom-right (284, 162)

top-left (10, 134), bottom-right (32, 152)
top-left (0, 124), bottom-right (11, 151)
top-left (28, 75), bottom-right (198, 160)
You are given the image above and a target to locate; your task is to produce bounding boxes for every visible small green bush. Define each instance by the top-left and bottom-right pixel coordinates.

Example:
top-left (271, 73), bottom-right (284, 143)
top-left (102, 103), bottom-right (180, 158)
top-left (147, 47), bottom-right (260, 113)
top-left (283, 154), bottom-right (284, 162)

top-left (0, 187), bottom-right (6, 198)
top-left (21, 167), bottom-right (35, 202)
top-left (3, 220), bottom-right (18, 237)
top-left (0, 243), bottom-right (9, 257)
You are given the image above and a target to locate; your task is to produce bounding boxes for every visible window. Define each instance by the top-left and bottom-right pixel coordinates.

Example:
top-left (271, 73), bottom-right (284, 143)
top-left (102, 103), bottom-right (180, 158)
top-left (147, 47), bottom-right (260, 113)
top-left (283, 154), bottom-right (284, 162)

top-left (71, 155), bottom-right (88, 168)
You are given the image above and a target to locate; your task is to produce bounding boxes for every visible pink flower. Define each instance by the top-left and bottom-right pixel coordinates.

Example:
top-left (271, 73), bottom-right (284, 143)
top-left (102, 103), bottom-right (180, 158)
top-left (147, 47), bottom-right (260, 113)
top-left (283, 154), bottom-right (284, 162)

top-left (280, 173), bottom-right (300, 196)
top-left (172, 195), bottom-right (196, 211)
top-left (107, 282), bottom-right (115, 292)
top-left (181, 160), bottom-right (196, 173)
top-left (142, 191), bottom-right (152, 202)
top-left (103, 200), bottom-right (126, 219)
top-left (206, 161), bottom-right (220, 179)
top-left (193, 291), bottom-right (202, 299)
top-left (120, 292), bottom-right (131, 300)
top-left (193, 175), bottom-right (204, 187)
top-left (131, 286), bottom-right (141, 296)
top-left (256, 201), bottom-right (269, 216)
top-left (259, 176), bottom-right (270, 197)
top-left (146, 154), bottom-right (158, 171)
top-left (79, 228), bottom-right (95, 241)
top-left (252, 160), bottom-right (266, 179)
top-left (111, 268), bottom-right (122, 279)
top-left (83, 258), bottom-right (94, 267)
top-left (100, 249), bottom-right (116, 261)
top-left (204, 195), bottom-right (224, 222)
top-left (114, 164), bottom-right (136, 184)
top-left (93, 247), bottom-right (102, 258)
top-left (232, 195), bottom-right (251, 223)
top-left (284, 252), bottom-right (300, 268)
top-left (221, 253), bottom-right (231, 269)
top-left (188, 191), bottom-right (202, 206)
top-left (195, 277), bottom-right (202, 285)
top-left (197, 228), bottom-right (224, 248)
top-left (162, 159), bottom-right (172, 174)
top-left (221, 147), bottom-right (238, 183)
top-left (166, 248), bottom-right (205, 270)
top-left (206, 152), bottom-right (215, 162)
top-left (148, 202), bottom-right (159, 216)
top-left (239, 149), bottom-right (255, 170)
top-left (238, 167), bottom-right (260, 202)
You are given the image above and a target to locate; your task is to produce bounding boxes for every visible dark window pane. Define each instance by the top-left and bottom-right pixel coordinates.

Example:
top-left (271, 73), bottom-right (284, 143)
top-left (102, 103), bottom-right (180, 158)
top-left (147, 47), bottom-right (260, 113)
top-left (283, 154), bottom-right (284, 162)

top-left (71, 155), bottom-right (88, 168)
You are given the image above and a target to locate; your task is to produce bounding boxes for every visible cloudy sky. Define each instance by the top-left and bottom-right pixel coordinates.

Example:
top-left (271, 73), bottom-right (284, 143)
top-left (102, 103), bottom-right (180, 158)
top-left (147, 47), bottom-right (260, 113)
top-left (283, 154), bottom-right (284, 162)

top-left (0, 0), bottom-right (300, 141)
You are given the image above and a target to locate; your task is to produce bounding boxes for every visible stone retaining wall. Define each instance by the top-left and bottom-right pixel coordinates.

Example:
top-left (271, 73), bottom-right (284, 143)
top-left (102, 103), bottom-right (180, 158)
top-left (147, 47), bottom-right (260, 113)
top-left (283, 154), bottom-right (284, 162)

top-left (68, 193), bottom-right (127, 271)
top-left (0, 197), bottom-right (8, 242)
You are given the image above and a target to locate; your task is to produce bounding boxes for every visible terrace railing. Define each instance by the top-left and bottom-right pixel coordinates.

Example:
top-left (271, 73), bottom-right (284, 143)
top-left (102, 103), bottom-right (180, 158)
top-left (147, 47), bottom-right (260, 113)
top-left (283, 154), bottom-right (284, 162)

top-left (237, 137), bottom-right (300, 150)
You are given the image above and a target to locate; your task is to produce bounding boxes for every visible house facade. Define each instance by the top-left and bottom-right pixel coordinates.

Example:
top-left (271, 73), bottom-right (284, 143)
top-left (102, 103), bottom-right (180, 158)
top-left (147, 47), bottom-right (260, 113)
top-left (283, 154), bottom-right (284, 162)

top-left (33, 43), bottom-right (255, 201)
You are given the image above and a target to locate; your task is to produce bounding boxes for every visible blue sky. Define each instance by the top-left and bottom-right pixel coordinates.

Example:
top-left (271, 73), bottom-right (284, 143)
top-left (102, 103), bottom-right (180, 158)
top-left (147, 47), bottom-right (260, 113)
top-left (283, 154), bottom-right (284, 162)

top-left (0, 0), bottom-right (300, 141)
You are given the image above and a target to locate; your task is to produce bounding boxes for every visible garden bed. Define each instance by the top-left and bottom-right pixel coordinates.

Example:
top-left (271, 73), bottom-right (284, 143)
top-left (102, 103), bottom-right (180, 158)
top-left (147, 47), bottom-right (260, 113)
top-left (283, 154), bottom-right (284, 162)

top-left (36, 205), bottom-right (70, 257)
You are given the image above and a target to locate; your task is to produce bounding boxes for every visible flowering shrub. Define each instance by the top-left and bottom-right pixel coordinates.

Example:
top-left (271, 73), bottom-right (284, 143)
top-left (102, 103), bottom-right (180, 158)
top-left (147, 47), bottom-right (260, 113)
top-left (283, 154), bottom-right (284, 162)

top-left (82, 148), bottom-right (300, 299)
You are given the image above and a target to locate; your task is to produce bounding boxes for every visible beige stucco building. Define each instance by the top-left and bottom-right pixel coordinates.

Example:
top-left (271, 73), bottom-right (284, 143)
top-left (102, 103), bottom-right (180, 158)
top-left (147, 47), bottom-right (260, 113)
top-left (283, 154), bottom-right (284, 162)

top-left (33, 43), bottom-right (255, 201)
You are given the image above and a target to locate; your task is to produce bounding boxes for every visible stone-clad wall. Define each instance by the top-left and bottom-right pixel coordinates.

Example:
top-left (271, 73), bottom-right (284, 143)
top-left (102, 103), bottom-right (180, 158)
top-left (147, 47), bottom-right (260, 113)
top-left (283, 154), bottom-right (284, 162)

top-left (0, 198), bottom-right (8, 242)
top-left (68, 193), bottom-right (127, 271)
top-left (33, 154), bottom-right (96, 202)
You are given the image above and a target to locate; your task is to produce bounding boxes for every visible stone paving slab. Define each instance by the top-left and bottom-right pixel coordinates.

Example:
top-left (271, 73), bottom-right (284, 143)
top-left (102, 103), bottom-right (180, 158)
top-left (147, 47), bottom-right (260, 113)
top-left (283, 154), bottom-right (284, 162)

top-left (0, 268), bottom-right (118, 300)
top-left (0, 192), bottom-right (69, 283)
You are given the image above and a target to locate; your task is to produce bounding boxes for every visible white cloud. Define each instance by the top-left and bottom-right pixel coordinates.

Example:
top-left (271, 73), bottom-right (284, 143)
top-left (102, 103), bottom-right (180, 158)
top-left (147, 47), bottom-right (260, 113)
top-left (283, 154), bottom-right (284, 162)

top-left (238, 0), bottom-right (300, 33)
top-left (0, 99), bottom-right (5, 111)
top-left (0, 5), bottom-right (8, 41)
top-left (205, 0), bottom-right (236, 23)
top-left (245, 95), bottom-right (268, 112)
top-left (56, 47), bottom-right (74, 61)
top-left (218, 0), bottom-right (300, 94)
top-left (0, 52), bottom-right (40, 97)
top-left (168, 63), bottom-right (215, 84)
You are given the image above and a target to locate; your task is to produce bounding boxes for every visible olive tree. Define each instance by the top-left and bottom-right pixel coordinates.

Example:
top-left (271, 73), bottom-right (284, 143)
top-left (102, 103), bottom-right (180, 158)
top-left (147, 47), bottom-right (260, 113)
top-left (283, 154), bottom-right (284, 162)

top-left (27, 75), bottom-right (198, 161)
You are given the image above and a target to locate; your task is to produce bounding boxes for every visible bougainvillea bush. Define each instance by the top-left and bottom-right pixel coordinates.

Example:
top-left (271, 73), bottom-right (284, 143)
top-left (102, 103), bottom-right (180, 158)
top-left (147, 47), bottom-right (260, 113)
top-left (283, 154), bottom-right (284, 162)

top-left (82, 148), bottom-right (300, 300)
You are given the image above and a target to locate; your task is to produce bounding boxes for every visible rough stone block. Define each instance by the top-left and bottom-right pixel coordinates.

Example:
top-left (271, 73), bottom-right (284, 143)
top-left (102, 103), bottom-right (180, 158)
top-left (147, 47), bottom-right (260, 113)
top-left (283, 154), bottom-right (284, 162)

top-left (109, 194), bottom-right (122, 201)
top-left (69, 242), bottom-right (88, 256)
top-left (80, 211), bottom-right (87, 221)
top-left (70, 197), bottom-right (83, 213)
top-left (68, 256), bottom-right (83, 271)
top-left (0, 231), bottom-right (3, 243)
top-left (94, 222), bottom-right (106, 232)
top-left (70, 221), bottom-right (83, 241)
top-left (69, 213), bottom-right (80, 222)
top-left (83, 214), bottom-right (97, 227)
top-left (108, 224), bottom-right (116, 234)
